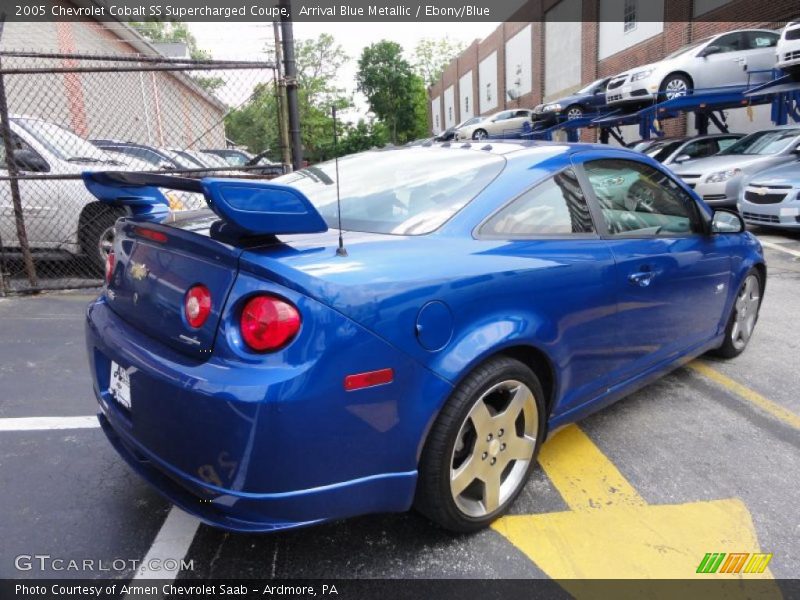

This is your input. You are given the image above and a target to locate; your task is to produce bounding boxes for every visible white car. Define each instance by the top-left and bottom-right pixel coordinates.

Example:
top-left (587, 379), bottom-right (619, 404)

top-left (777, 21), bottom-right (800, 74)
top-left (606, 29), bottom-right (779, 106)
top-left (0, 117), bottom-right (179, 270)
top-left (456, 109), bottom-right (533, 141)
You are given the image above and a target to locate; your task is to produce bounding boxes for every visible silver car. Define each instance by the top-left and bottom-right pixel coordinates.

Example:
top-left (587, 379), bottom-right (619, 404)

top-left (670, 126), bottom-right (800, 207)
top-left (606, 29), bottom-right (779, 106)
top-left (739, 162), bottom-right (800, 229)
top-left (641, 133), bottom-right (743, 166)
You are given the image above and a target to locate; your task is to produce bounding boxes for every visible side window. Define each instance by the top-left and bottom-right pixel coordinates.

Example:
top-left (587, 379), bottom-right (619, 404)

top-left (583, 159), bottom-right (699, 236)
top-left (681, 139), bottom-right (717, 159)
top-left (514, 110), bottom-right (530, 118)
top-left (480, 169), bottom-right (595, 237)
top-left (745, 31), bottom-right (778, 49)
top-left (717, 137), bottom-right (739, 152)
top-left (493, 111), bottom-right (511, 122)
top-left (713, 32), bottom-right (744, 53)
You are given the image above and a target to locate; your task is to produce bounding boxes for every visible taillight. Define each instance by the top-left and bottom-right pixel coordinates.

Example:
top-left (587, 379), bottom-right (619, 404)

top-left (240, 295), bottom-right (301, 352)
top-left (105, 251), bottom-right (115, 286)
top-left (184, 285), bottom-right (212, 329)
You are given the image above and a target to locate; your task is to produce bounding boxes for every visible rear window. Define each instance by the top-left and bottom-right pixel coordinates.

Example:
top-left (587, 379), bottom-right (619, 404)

top-left (275, 148), bottom-right (505, 235)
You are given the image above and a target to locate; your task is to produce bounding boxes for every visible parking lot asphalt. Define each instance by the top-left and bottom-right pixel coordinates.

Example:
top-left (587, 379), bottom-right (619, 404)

top-left (2, 226), bottom-right (799, 584)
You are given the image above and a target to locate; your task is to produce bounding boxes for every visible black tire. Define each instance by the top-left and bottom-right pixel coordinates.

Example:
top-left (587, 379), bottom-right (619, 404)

top-left (414, 356), bottom-right (546, 533)
top-left (710, 269), bottom-right (763, 359)
top-left (564, 104), bottom-right (584, 120)
top-left (79, 206), bottom-right (125, 274)
top-left (472, 128), bottom-right (488, 141)
top-left (658, 73), bottom-right (692, 102)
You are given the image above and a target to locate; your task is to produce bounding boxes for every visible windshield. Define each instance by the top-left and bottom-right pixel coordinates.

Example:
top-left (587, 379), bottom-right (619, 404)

top-left (665, 38), bottom-right (711, 59)
top-left (275, 149), bottom-right (505, 235)
top-left (720, 129), bottom-right (800, 155)
top-left (209, 150), bottom-right (252, 166)
top-left (13, 118), bottom-right (112, 163)
top-left (577, 78), bottom-right (604, 94)
top-left (456, 117), bottom-right (482, 128)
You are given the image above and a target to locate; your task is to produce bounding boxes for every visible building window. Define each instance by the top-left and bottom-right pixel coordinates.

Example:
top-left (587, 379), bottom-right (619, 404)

top-left (623, 0), bottom-right (637, 33)
top-left (448, 106), bottom-right (453, 121)
top-left (465, 97), bottom-right (469, 113)
top-left (486, 83), bottom-right (492, 102)
top-left (435, 115), bottom-right (440, 128)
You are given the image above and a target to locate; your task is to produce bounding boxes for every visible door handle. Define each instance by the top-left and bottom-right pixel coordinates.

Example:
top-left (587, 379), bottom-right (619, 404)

top-left (628, 270), bottom-right (657, 287)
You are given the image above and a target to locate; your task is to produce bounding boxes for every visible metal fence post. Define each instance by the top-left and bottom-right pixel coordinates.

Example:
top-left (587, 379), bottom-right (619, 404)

top-left (0, 17), bottom-right (38, 289)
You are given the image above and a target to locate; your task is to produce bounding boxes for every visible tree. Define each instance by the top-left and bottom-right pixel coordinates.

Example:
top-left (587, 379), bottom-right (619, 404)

top-left (131, 21), bottom-right (224, 93)
top-left (356, 41), bottom-right (428, 145)
top-left (225, 34), bottom-right (360, 163)
top-left (413, 37), bottom-right (466, 87)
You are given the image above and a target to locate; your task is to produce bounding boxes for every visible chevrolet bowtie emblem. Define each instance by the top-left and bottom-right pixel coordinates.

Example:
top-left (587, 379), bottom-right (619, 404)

top-left (757, 188), bottom-right (767, 196)
top-left (130, 261), bottom-right (149, 281)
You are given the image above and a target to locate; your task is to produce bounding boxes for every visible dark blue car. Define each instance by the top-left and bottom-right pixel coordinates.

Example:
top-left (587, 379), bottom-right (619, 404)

top-left (84, 142), bottom-right (765, 533)
top-left (532, 77), bottom-right (612, 125)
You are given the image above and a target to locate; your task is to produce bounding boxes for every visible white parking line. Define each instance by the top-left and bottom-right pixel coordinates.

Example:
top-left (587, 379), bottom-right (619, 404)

top-left (127, 506), bottom-right (200, 594)
top-left (0, 416), bottom-right (99, 431)
top-left (760, 239), bottom-right (800, 258)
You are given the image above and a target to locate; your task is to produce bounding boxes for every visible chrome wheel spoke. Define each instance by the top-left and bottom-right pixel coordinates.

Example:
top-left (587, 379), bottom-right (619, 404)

top-left (451, 455), bottom-right (479, 496)
top-left (502, 384), bottom-right (532, 423)
top-left (505, 435), bottom-right (535, 461)
top-left (731, 275), bottom-right (760, 350)
top-left (467, 398), bottom-right (493, 437)
top-left (482, 471), bottom-right (502, 513)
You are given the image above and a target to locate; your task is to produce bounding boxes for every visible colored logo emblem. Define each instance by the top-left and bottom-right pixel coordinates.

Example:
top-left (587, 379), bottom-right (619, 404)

top-left (696, 552), bottom-right (772, 574)
top-left (130, 261), bottom-right (149, 281)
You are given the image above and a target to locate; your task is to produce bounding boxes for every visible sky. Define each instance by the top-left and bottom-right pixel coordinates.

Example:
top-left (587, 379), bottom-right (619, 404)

top-left (189, 21), bottom-right (500, 120)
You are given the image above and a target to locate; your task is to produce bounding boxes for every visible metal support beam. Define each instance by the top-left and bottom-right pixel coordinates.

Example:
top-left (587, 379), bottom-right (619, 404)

top-left (279, 0), bottom-right (303, 171)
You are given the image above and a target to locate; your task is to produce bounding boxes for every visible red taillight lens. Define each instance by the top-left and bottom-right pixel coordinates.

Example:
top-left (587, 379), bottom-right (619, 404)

top-left (240, 295), bottom-right (301, 352)
top-left (184, 285), bottom-right (212, 329)
top-left (105, 251), bottom-right (115, 285)
top-left (134, 227), bottom-right (168, 243)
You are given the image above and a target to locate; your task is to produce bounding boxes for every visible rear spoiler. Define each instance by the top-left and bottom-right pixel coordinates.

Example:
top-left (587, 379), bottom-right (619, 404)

top-left (82, 171), bottom-right (328, 235)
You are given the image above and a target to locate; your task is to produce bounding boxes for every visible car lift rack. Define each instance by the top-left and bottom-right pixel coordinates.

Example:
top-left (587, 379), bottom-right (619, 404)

top-left (516, 71), bottom-right (800, 145)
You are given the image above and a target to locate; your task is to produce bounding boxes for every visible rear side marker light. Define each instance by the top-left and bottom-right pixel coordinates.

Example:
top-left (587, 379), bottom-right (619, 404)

top-left (185, 285), bottom-right (212, 329)
top-left (134, 227), bottom-right (168, 243)
top-left (240, 295), bottom-right (301, 352)
top-left (344, 368), bottom-right (394, 391)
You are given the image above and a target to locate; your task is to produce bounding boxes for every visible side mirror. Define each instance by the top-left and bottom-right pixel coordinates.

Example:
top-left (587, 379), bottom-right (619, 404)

top-left (698, 45), bottom-right (721, 58)
top-left (674, 154), bottom-right (692, 163)
top-left (711, 209), bottom-right (745, 234)
top-left (12, 148), bottom-right (49, 172)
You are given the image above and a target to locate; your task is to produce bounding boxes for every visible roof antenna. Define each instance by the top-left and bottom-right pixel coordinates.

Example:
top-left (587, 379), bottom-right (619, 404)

top-left (332, 105), bottom-right (348, 257)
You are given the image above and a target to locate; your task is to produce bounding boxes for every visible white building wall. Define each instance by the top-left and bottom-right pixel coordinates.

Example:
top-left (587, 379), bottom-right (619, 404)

top-left (545, 0), bottom-right (583, 99)
top-left (479, 51), bottom-right (498, 114)
top-left (459, 71), bottom-right (474, 121)
top-left (431, 97), bottom-right (442, 134)
top-left (598, 0), bottom-right (664, 60)
top-left (504, 24), bottom-right (532, 101)
top-left (444, 85), bottom-right (456, 128)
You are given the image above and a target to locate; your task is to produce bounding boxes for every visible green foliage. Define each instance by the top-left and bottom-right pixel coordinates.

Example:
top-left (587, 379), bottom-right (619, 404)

top-left (413, 37), bottom-right (466, 87)
top-left (356, 41), bottom-right (429, 145)
top-left (226, 34), bottom-right (382, 163)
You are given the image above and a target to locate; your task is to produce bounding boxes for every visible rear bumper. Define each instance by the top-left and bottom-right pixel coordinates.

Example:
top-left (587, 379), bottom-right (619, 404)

top-left (97, 412), bottom-right (415, 532)
top-left (86, 289), bottom-right (452, 531)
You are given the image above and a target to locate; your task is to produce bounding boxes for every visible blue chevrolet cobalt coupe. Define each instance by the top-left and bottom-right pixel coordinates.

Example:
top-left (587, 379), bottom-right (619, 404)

top-left (84, 142), bottom-right (765, 533)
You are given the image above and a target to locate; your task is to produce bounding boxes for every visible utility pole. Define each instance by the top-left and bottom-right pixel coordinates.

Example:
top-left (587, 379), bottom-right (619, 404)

top-left (279, 0), bottom-right (303, 170)
top-left (272, 20), bottom-right (292, 171)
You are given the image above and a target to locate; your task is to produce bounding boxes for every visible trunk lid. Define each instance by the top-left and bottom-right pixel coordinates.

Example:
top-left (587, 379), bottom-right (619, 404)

top-left (107, 213), bottom-right (241, 359)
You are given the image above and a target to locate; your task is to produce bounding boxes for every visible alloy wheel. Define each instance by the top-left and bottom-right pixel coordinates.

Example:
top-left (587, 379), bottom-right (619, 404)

top-left (664, 78), bottom-right (688, 100)
top-left (566, 107), bottom-right (583, 120)
top-left (98, 226), bottom-right (115, 261)
top-left (731, 274), bottom-right (761, 351)
top-left (450, 379), bottom-right (538, 517)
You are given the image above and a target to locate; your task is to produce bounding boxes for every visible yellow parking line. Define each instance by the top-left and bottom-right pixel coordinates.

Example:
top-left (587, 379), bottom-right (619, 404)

top-left (688, 361), bottom-right (800, 431)
top-left (537, 425), bottom-right (646, 511)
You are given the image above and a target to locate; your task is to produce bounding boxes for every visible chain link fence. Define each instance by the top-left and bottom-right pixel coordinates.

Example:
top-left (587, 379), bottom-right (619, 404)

top-left (0, 42), bottom-right (281, 295)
